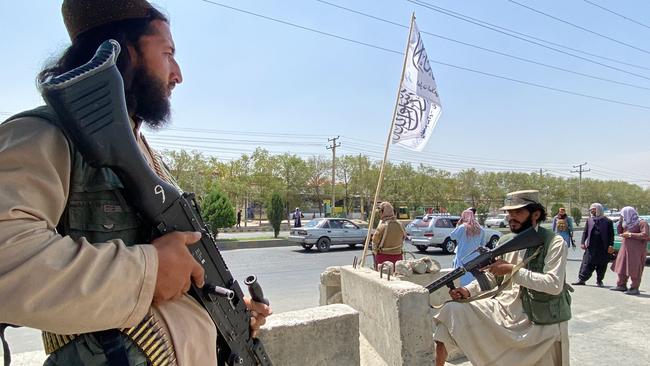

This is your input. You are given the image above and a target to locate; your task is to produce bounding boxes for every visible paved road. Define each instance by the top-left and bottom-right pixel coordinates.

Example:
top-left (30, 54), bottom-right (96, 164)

top-left (4, 232), bottom-right (650, 365)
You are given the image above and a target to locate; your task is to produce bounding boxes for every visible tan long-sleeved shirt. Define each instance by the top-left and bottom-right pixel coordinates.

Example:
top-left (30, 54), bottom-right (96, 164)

top-left (0, 116), bottom-right (216, 365)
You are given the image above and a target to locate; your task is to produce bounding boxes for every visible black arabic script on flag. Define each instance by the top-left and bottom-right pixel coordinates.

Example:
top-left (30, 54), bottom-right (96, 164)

top-left (392, 88), bottom-right (430, 143)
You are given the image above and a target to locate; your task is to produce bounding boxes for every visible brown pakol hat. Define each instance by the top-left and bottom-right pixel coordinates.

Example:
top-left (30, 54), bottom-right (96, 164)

top-left (62, 0), bottom-right (155, 40)
top-left (500, 190), bottom-right (540, 211)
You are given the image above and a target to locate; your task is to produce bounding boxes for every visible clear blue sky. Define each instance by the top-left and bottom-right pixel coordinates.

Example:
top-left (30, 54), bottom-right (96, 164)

top-left (2, 0), bottom-right (650, 187)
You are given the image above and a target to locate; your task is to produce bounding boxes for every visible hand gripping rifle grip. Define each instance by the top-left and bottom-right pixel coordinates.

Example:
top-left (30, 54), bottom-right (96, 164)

top-left (244, 276), bottom-right (269, 306)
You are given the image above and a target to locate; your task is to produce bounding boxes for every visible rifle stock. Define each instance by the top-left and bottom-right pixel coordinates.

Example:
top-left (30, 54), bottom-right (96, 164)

top-left (39, 40), bottom-right (272, 366)
top-left (425, 226), bottom-right (543, 293)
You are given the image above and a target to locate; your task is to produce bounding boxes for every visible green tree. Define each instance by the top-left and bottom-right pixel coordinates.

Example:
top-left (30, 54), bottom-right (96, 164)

top-left (275, 153), bottom-right (308, 226)
top-left (162, 149), bottom-right (212, 196)
top-left (571, 207), bottom-right (582, 226)
top-left (267, 192), bottom-right (285, 238)
top-left (202, 185), bottom-right (236, 235)
top-left (550, 203), bottom-right (566, 217)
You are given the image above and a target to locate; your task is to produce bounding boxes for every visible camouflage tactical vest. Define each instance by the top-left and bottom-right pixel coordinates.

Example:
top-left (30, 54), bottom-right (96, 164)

top-left (521, 226), bottom-right (573, 325)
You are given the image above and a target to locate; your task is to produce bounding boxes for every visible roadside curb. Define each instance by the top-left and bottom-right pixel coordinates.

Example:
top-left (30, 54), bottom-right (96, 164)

top-left (216, 238), bottom-right (295, 251)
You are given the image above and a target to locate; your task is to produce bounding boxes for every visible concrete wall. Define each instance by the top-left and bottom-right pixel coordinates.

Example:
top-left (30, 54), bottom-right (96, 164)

top-left (258, 304), bottom-right (360, 366)
top-left (340, 266), bottom-right (435, 366)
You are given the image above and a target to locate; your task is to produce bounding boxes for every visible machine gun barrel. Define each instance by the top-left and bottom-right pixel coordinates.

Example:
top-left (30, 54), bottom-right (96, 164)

top-left (426, 227), bottom-right (543, 293)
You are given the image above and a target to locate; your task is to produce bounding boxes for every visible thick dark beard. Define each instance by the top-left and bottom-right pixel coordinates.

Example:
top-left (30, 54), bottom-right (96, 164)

top-left (510, 215), bottom-right (534, 234)
top-left (129, 66), bottom-right (171, 129)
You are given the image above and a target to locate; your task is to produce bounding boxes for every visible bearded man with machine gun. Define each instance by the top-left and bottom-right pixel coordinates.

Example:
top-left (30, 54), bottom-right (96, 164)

top-left (0, 1), bottom-right (272, 365)
top-left (432, 190), bottom-right (572, 366)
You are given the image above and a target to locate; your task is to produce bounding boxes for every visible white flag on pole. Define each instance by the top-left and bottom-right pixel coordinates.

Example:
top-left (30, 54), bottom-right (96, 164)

top-left (391, 21), bottom-right (442, 152)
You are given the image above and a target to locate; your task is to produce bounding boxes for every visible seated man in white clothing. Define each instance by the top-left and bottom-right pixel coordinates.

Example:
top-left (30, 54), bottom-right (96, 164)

top-left (434, 190), bottom-right (571, 366)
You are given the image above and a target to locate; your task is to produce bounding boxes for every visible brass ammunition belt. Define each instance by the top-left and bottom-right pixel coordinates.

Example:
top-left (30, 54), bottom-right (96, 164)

top-left (42, 312), bottom-right (177, 366)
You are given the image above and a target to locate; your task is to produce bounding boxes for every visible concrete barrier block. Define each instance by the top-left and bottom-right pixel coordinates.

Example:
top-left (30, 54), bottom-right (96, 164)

top-left (320, 266), bottom-right (342, 286)
top-left (319, 284), bottom-right (342, 305)
top-left (397, 268), bottom-right (458, 307)
top-left (319, 266), bottom-right (343, 305)
top-left (340, 266), bottom-right (434, 366)
top-left (258, 304), bottom-right (360, 366)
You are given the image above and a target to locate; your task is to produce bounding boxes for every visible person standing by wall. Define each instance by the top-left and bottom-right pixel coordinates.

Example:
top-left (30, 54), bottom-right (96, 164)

top-left (572, 203), bottom-right (614, 287)
top-left (552, 207), bottom-right (575, 248)
top-left (450, 209), bottom-right (485, 286)
top-left (236, 208), bottom-right (242, 228)
top-left (610, 206), bottom-right (648, 295)
top-left (372, 202), bottom-right (406, 268)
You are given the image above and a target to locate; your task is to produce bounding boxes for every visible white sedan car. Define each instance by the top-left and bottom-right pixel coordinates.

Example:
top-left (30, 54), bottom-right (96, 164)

top-left (289, 218), bottom-right (369, 252)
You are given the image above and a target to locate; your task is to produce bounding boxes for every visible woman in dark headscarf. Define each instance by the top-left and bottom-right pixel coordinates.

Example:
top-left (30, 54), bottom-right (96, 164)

top-left (610, 206), bottom-right (649, 295)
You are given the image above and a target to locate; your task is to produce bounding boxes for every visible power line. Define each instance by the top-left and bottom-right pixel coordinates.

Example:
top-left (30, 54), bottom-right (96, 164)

top-left (147, 135), bottom-right (324, 147)
top-left (148, 128), bottom-right (644, 183)
top-left (581, 0), bottom-right (650, 31)
top-left (197, 0), bottom-right (401, 55)
top-left (151, 141), bottom-right (641, 185)
top-left (197, 0), bottom-right (650, 110)
top-left (163, 126), bottom-right (331, 139)
top-left (153, 125), bottom-right (563, 167)
top-left (408, 0), bottom-right (650, 78)
top-left (315, 0), bottom-right (650, 92)
top-left (507, 0), bottom-right (650, 55)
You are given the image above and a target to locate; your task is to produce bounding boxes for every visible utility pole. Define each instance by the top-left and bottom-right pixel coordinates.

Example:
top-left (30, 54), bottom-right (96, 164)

top-left (570, 162), bottom-right (590, 206)
top-left (326, 136), bottom-right (341, 216)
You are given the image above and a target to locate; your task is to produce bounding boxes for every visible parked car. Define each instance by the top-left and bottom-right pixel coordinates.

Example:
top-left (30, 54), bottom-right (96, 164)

top-left (405, 214), bottom-right (502, 254)
top-left (612, 215), bottom-right (650, 257)
top-left (485, 214), bottom-right (508, 228)
top-left (289, 218), bottom-right (369, 252)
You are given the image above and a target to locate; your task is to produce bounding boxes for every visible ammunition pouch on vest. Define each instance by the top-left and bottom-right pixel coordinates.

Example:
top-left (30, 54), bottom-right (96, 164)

top-left (521, 227), bottom-right (573, 325)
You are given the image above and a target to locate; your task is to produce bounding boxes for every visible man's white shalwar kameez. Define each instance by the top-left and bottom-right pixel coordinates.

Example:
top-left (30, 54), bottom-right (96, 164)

top-left (433, 233), bottom-right (570, 366)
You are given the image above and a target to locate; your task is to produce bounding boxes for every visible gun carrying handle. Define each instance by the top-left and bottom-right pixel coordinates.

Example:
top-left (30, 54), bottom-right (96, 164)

top-left (446, 282), bottom-right (456, 290)
top-left (245, 275), bottom-right (269, 306)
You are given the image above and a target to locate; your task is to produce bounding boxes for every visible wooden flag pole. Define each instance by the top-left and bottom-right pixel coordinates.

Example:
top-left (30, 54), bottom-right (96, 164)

top-left (360, 12), bottom-right (416, 268)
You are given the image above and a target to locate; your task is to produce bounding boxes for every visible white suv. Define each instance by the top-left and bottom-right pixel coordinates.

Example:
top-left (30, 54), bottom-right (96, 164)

top-left (406, 214), bottom-right (502, 254)
top-left (485, 214), bottom-right (508, 228)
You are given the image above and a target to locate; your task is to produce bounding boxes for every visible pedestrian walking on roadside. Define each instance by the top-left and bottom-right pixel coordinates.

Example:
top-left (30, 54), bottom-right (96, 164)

top-left (610, 206), bottom-right (648, 295)
top-left (292, 207), bottom-right (304, 227)
top-left (450, 209), bottom-right (485, 286)
top-left (552, 207), bottom-right (575, 248)
top-left (372, 202), bottom-right (406, 268)
top-left (572, 203), bottom-right (614, 287)
top-left (236, 208), bottom-right (242, 228)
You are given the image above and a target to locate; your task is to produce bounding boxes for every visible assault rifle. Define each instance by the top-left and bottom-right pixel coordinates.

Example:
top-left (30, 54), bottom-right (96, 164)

top-left (39, 40), bottom-right (272, 366)
top-left (425, 226), bottom-right (543, 293)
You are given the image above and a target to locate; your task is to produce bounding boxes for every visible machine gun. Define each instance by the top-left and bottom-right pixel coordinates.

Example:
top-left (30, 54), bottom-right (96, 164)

top-left (39, 39), bottom-right (271, 366)
top-left (426, 226), bottom-right (543, 293)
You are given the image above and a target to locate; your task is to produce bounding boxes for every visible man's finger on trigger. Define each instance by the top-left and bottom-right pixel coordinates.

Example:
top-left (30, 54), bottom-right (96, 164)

top-left (184, 231), bottom-right (202, 245)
